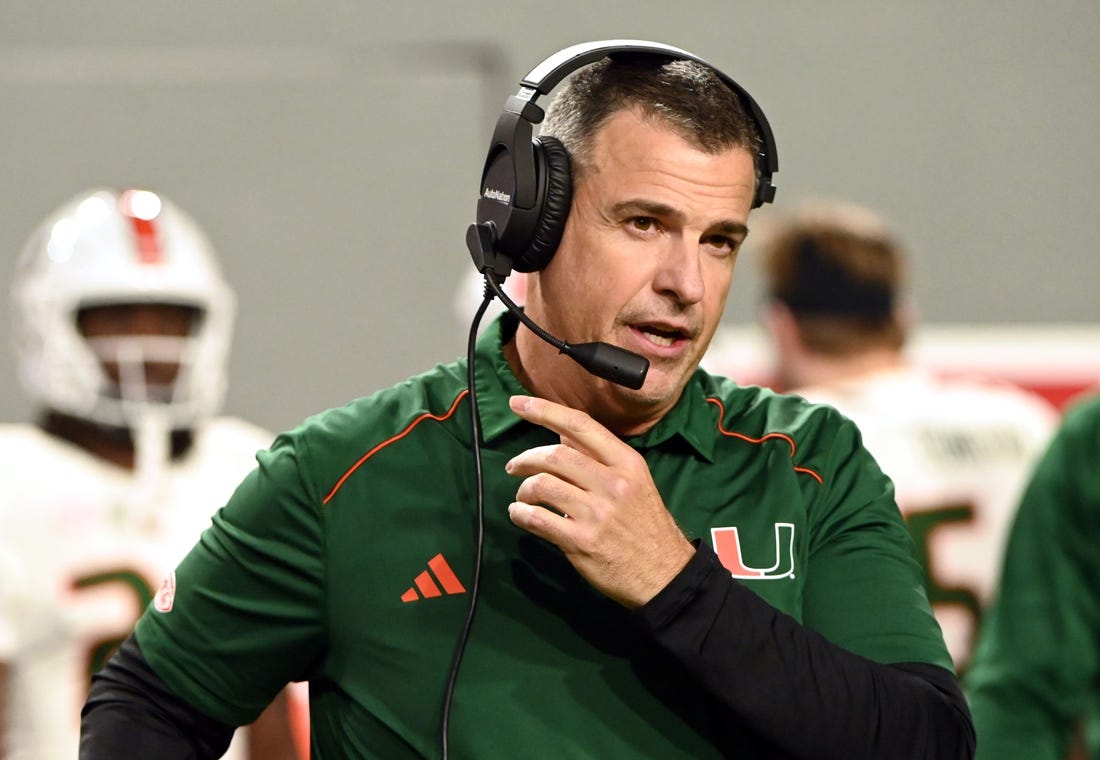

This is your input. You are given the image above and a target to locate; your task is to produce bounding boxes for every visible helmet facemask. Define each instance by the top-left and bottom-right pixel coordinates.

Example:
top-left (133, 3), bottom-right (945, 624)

top-left (75, 302), bottom-right (208, 428)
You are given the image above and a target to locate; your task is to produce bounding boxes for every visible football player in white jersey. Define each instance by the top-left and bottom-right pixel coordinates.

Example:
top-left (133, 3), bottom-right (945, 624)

top-left (0, 188), bottom-right (302, 760)
top-left (755, 199), bottom-right (1059, 674)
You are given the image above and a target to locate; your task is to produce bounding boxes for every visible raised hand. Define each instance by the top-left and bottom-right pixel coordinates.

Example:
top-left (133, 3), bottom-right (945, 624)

top-left (505, 395), bottom-right (696, 609)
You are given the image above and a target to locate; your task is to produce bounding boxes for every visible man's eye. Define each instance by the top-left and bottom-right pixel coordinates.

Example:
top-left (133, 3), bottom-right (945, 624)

top-left (630, 217), bottom-right (656, 232)
top-left (704, 235), bottom-right (737, 252)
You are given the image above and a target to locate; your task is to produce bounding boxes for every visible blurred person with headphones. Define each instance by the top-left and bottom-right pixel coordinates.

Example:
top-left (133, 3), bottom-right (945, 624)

top-left (0, 188), bottom-right (301, 760)
top-left (80, 43), bottom-right (973, 759)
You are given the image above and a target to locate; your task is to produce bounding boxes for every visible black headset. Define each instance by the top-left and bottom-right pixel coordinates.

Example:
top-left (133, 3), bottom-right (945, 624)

top-left (470, 39), bottom-right (779, 276)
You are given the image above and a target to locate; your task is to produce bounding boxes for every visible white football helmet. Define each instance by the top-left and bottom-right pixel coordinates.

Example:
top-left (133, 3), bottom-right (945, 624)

top-left (10, 187), bottom-right (236, 430)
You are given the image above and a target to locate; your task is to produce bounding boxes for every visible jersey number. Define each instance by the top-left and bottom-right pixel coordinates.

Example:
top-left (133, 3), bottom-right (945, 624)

top-left (905, 502), bottom-right (981, 672)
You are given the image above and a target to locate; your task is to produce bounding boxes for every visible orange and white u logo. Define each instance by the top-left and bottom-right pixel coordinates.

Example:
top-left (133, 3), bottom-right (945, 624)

top-left (711, 523), bottom-right (795, 580)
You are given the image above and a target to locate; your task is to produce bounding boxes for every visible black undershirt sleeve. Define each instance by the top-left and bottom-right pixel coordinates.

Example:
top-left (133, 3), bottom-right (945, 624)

top-left (633, 542), bottom-right (976, 760)
top-left (80, 633), bottom-right (235, 760)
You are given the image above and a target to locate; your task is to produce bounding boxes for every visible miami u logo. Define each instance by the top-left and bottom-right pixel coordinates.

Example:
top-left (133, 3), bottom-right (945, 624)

top-left (711, 523), bottom-right (796, 580)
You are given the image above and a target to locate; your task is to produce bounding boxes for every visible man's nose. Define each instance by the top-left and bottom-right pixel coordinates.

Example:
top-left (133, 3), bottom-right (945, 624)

top-left (652, 238), bottom-right (705, 304)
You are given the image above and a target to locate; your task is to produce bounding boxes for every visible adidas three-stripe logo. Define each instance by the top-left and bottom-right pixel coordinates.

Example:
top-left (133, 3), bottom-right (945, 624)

top-left (401, 553), bottom-right (466, 602)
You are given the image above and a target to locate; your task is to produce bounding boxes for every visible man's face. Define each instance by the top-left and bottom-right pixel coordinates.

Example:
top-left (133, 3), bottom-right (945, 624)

top-left (77, 303), bottom-right (199, 398)
top-left (522, 108), bottom-right (757, 432)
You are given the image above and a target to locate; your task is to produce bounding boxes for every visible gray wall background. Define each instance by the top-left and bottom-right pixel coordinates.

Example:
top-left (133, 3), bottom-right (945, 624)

top-left (2, 2), bottom-right (1097, 433)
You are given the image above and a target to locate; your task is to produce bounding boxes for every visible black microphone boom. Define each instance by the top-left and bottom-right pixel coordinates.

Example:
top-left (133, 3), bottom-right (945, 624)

top-left (466, 222), bottom-right (650, 390)
top-left (560, 341), bottom-right (649, 390)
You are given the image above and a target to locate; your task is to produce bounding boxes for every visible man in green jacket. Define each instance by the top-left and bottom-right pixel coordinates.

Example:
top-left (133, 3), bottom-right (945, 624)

top-left (80, 40), bottom-right (974, 759)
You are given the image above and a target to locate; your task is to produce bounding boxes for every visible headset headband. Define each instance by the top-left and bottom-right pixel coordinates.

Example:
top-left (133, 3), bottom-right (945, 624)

top-left (469, 39), bottom-right (778, 277)
top-left (520, 40), bottom-right (778, 198)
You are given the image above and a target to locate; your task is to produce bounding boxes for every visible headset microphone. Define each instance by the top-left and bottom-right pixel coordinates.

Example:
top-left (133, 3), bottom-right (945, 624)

top-left (466, 221), bottom-right (649, 390)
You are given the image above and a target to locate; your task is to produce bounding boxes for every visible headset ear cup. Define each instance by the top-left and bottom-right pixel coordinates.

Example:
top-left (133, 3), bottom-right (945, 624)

top-left (514, 136), bottom-right (573, 272)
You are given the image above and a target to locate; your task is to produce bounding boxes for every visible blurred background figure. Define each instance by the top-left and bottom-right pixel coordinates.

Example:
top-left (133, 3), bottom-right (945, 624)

top-left (967, 393), bottom-right (1100, 760)
top-left (756, 199), bottom-right (1059, 673)
top-left (0, 188), bottom-right (301, 760)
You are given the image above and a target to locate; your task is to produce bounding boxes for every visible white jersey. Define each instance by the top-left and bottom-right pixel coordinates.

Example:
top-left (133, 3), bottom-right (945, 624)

top-left (0, 417), bottom-right (274, 760)
top-left (793, 366), bottom-right (1059, 671)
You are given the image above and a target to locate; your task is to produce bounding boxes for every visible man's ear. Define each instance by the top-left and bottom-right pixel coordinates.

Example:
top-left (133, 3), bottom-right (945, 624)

top-left (760, 300), bottom-right (803, 354)
top-left (894, 296), bottom-right (918, 337)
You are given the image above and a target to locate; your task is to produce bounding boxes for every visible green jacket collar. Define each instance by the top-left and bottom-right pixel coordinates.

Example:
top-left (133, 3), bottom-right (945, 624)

top-left (474, 312), bottom-right (717, 462)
